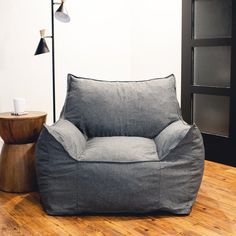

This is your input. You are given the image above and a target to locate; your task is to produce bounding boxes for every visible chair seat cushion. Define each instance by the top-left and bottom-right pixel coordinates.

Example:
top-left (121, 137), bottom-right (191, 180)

top-left (80, 136), bottom-right (159, 162)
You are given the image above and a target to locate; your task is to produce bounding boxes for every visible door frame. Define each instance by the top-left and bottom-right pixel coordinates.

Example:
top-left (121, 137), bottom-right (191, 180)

top-left (181, 0), bottom-right (236, 166)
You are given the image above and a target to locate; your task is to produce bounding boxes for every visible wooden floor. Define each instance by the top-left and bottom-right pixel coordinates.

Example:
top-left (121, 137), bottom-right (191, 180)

top-left (0, 161), bottom-right (235, 236)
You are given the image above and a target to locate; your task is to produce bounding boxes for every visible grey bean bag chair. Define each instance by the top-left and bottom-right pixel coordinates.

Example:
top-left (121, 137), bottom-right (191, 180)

top-left (36, 74), bottom-right (204, 216)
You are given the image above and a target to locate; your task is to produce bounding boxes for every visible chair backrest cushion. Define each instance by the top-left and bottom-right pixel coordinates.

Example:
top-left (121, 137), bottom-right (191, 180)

top-left (60, 74), bottom-right (181, 138)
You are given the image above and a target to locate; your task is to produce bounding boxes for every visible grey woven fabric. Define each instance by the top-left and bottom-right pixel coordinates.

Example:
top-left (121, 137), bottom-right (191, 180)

top-left (80, 136), bottom-right (159, 162)
top-left (154, 120), bottom-right (191, 160)
top-left (60, 74), bottom-right (181, 138)
top-left (45, 119), bottom-right (87, 160)
top-left (36, 75), bottom-right (205, 216)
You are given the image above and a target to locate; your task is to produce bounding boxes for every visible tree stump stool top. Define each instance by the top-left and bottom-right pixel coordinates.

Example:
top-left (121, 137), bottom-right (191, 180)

top-left (0, 111), bottom-right (47, 144)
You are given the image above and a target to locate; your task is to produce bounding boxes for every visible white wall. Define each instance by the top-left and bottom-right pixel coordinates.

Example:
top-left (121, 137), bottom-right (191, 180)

top-left (56, 0), bottom-right (182, 117)
top-left (0, 0), bottom-right (52, 121)
top-left (0, 0), bottom-right (182, 147)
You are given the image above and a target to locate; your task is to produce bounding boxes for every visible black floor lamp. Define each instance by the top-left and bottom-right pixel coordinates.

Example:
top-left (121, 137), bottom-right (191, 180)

top-left (34, 0), bottom-right (70, 123)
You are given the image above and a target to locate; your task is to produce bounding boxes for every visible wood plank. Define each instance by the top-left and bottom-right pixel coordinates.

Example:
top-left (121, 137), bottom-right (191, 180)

top-left (0, 161), bottom-right (235, 235)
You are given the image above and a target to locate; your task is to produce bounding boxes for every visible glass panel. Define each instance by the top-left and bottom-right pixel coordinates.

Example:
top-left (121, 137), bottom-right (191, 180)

top-left (194, 0), bottom-right (232, 39)
top-left (193, 94), bottom-right (230, 137)
top-left (194, 46), bottom-right (231, 87)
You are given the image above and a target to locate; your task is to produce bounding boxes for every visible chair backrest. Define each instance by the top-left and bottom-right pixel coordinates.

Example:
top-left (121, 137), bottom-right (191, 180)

top-left (60, 74), bottom-right (181, 138)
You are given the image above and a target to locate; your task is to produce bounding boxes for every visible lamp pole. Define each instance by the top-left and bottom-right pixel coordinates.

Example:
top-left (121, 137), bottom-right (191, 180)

top-left (35, 0), bottom-right (70, 123)
top-left (51, 0), bottom-right (56, 123)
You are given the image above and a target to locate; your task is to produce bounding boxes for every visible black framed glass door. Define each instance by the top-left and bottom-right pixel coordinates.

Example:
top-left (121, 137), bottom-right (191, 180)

top-left (182, 0), bottom-right (236, 166)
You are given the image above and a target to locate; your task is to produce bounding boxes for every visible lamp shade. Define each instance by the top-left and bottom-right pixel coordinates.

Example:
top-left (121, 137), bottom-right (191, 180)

top-left (55, 2), bottom-right (70, 23)
top-left (34, 38), bottom-right (50, 55)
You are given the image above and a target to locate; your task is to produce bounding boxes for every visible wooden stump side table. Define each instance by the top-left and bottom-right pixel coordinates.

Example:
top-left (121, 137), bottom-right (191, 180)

top-left (0, 111), bottom-right (47, 193)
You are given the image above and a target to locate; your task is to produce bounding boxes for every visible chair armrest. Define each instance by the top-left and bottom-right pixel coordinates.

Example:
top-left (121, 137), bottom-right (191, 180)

top-left (37, 119), bottom-right (87, 160)
top-left (155, 121), bottom-right (204, 213)
top-left (154, 120), bottom-right (197, 160)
